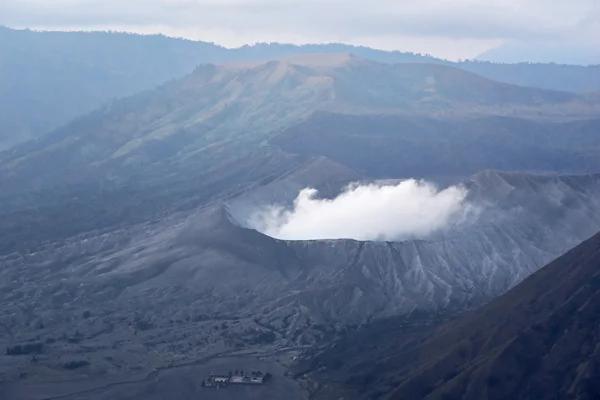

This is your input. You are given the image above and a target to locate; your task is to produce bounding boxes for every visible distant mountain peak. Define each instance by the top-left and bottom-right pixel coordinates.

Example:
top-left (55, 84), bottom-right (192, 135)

top-left (221, 52), bottom-right (368, 72)
top-left (277, 52), bottom-right (365, 68)
top-left (477, 41), bottom-right (600, 66)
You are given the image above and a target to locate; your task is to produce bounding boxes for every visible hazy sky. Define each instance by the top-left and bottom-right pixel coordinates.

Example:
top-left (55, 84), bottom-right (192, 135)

top-left (1, 0), bottom-right (598, 60)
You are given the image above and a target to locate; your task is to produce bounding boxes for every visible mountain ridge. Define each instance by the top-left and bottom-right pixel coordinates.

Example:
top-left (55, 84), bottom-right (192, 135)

top-left (3, 54), bottom-right (599, 195)
top-left (2, 26), bottom-right (600, 149)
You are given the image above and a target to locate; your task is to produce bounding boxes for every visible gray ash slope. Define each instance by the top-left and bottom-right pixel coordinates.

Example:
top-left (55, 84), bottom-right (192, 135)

top-left (3, 170), bottom-right (600, 365)
top-left (228, 170), bottom-right (600, 321)
top-left (302, 222), bottom-right (600, 400)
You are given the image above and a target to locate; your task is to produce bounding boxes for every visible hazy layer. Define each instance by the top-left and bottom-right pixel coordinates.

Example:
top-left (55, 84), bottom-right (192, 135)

top-left (248, 180), bottom-right (473, 241)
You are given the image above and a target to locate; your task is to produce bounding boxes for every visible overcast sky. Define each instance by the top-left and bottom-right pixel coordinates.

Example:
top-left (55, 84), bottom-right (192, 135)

top-left (1, 0), bottom-right (598, 60)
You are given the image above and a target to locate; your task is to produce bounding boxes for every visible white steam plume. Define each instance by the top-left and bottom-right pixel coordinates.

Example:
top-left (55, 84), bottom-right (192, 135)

top-left (248, 180), bottom-right (474, 241)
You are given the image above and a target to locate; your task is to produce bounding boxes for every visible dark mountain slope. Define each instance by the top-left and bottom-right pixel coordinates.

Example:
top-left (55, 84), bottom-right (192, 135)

top-left (273, 113), bottom-right (600, 180)
top-left (0, 149), bottom-right (342, 254)
top-left (304, 231), bottom-right (600, 400)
